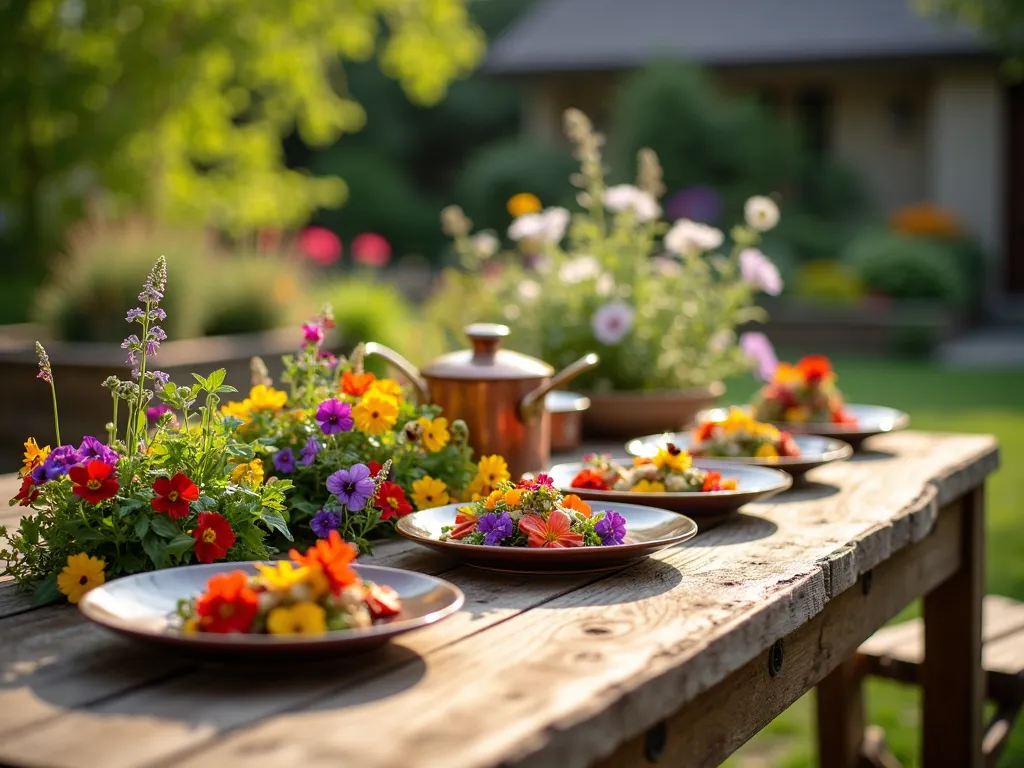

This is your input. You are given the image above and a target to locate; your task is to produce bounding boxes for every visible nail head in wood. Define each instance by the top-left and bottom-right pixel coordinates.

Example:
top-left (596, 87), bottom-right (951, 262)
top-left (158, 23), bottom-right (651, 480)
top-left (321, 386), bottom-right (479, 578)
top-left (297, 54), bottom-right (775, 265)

top-left (643, 720), bottom-right (667, 762)
top-left (768, 639), bottom-right (785, 677)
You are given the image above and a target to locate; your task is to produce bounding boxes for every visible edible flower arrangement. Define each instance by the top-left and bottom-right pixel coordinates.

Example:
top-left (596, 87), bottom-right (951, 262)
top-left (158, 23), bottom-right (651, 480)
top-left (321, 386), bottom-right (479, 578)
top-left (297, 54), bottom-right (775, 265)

top-left (426, 107), bottom-right (784, 392)
top-left (176, 530), bottom-right (400, 635)
top-left (690, 407), bottom-right (801, 459)
top-left (440, 475), bottom-right (627, 548)
top-left (750, 356), bottom-right (856, 425)
top-left (571, 448), bottom-right (738, 493)
top-left (1, 258), bottom-right (292, 605)
top-left (219, 309), bottom-right (496, 551)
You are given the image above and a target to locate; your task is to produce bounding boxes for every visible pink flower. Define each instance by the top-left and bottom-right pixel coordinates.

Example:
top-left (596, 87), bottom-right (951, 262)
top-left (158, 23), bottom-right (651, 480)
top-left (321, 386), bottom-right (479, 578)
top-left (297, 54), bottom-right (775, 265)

top-left (302, 323), bottom-right (324, 345)
top-left (740, 248), bottom-right (783, 296)
top-left (591, 301), bottom-right (635, 346)
top-left (352, 233), bottom-right (392, 267)
top-left (298, 227), bottom-right (342, 266)
top-left (740, 332), bottom-right (778, 381)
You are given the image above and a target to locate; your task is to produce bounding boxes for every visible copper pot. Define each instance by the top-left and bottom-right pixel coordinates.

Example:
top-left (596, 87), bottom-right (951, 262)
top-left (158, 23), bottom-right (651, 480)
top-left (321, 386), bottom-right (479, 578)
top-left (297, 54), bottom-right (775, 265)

top-left (365, 324), bottom-right (598, 479)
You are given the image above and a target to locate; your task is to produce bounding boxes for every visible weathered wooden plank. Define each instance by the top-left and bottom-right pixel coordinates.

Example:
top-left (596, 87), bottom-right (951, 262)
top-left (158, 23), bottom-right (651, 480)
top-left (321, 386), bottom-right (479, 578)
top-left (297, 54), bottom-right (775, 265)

top-left (0, 431), bottom-right (999, 768)
top-left (923, 486), bottom-right (986, 768)
top-left (0, 580), bottom-right (35, 619)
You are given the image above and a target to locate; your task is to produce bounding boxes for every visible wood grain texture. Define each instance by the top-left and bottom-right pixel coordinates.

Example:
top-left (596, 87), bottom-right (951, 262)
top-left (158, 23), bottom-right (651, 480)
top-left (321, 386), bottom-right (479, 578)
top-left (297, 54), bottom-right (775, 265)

top-left (0, 431), bottom-right (1000, 768)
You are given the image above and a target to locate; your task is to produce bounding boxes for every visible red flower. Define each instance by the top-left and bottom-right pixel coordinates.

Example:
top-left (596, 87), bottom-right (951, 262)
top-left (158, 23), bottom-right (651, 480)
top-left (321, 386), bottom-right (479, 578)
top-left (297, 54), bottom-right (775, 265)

top-left (779, 432), bottom-right (802, 457)
top-left (518, 509), bottom-right (584, 548)
top-left (341, 370), bottom-right (376, 397)
top-left (375, 481), bottom-right (413, 520)
top-left (364, 582), bottom-right (402, 619)
top-left (351, 232), bottom-right (392, 267)
top-left (297, 226), bottom-right (342, 266)
top-left (692, 421), bottom-right (716, 443)
top-left (13, 475), bottom-right (39, 506)
top-left (151, 473), bottom-right (200, 520)
top-left (796, 355), bottom-right (833, 386)
top-left (368, 461), bottom-right (384, 477)
top-left (570, 468), bottom-right (611, 491)
top-left (194, 571), bottom-right (259, 633)
top-left (69, 460), bottom-right (119, 504)
top-left (192, 512), bottom-right (236, 563)
top-left (701, 471), bottom-right (738, 492)
top-left (289, 530), bottom-right (358, 594)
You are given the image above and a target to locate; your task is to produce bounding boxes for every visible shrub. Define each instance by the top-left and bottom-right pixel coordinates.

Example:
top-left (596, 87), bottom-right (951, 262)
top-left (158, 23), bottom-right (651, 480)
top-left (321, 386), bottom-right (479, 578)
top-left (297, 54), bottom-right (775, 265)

top-left (793, 260), bottom-right (865, 304)
top-left (841, 229), bottom-right (967, 307)
top-left (200, 254), bottom-right (307, 337)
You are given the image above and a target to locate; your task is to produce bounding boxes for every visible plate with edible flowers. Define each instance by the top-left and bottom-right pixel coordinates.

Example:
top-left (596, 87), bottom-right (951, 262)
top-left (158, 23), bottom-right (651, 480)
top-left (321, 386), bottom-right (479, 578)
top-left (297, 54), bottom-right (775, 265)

top-left (627, 406), bottom-right (853, 482)
top-left (78, 531), bottom-right (464, 658)
top-left (395, 475), bottom-right (698, 574)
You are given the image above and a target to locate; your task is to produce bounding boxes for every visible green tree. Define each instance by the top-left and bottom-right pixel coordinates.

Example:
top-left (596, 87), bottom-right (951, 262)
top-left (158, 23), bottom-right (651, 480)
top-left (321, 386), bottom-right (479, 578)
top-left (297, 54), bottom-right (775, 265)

top-left (916, 0), bottom-right (1024, 68)
top-left (0, 0), bottom-right (484, 266)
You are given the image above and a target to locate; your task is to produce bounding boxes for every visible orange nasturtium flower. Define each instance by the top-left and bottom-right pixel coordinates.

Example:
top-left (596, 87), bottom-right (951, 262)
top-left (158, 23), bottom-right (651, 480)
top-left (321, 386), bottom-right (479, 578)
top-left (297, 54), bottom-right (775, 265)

top-left (561, 494), bottom-right (592, 518)
top-left (342, 371), bottom-right (377, 397)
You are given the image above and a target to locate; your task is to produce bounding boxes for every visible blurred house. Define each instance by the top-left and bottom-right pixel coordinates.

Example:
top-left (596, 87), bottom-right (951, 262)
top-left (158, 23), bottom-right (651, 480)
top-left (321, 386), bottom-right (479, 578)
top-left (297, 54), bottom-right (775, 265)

top-left (486, 0), bottom-right (1024, 314)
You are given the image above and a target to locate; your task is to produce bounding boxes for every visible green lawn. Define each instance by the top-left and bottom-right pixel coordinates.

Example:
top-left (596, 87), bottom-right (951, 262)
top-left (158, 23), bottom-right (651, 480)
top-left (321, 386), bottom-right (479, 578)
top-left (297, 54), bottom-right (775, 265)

top-left (719, 358), bottom-right (1024, 768)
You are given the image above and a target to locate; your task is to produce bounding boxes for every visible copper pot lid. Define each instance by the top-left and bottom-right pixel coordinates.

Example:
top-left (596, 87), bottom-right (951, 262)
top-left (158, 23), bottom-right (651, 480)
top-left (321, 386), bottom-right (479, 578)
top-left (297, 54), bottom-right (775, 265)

top-left (421, 323), bottom-right (554, 381)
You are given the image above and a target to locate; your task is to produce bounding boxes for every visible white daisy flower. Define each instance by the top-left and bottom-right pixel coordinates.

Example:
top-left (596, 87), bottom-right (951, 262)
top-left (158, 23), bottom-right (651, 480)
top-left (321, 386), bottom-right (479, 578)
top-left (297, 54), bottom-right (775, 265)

top-left (603, 184), bottom-right (661, 223)
top-left (664, 219), bottom-right (724, 255)
top-left (558, 255), bottom-right (601, 284)
top-left (591, 301), bottom-right (635, 346)
top-left (471, 231), bottom-right (499, 258)
top-left (744, 196), bottom-right (780, 232)
top-left (508, 207), bottom-right (570, 244)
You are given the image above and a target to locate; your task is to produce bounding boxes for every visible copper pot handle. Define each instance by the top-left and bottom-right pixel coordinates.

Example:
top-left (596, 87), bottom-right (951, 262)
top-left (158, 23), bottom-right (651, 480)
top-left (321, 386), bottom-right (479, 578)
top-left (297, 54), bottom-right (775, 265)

top-left (519, 353), bottom-right (600, 421)
top-left (363, 342), bottom-right (430, 403)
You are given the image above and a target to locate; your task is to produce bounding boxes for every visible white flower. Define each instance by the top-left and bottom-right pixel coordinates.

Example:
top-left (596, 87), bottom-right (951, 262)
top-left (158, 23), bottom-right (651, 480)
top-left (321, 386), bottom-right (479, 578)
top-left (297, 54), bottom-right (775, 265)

top-left (517, 279), bottom-right (542, 302)
top-left (508, 206), bottom-right (570, 244)
top-left (603, 184), bottom-right (661, 223)
top-left (708, 329), bottom-right (735, 353)
top-left (595, 273), bottom-right (615, 296)
top-left (558, 255), bottom-right (601, 284)
top-left (744, 196), bottom-right (780, 232)
top-left (739, 248), bottom-right (783, 296)
top-left (591, 301), bottom-right (635, 346)
top-left (471, 231), bottom-right (499, 259)
top-left (664, 219), bottom-right (724, 255)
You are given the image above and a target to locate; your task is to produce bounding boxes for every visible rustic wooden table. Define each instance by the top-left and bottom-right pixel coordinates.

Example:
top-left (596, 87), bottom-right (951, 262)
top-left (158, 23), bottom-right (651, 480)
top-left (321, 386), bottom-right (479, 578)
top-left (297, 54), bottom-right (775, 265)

top-left (0, 430), bottom-right (999, 768)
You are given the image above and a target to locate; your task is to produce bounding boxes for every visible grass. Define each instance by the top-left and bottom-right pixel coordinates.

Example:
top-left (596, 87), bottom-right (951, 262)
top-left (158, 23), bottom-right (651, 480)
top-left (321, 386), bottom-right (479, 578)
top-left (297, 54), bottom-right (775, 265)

top-left (719, 357), bottom-right (1024, 768)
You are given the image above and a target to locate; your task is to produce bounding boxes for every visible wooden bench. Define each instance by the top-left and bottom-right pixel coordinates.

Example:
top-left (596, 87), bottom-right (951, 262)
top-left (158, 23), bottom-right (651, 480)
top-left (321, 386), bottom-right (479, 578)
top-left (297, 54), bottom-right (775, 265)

top-left (855, 595), bottom-right (1024, 768)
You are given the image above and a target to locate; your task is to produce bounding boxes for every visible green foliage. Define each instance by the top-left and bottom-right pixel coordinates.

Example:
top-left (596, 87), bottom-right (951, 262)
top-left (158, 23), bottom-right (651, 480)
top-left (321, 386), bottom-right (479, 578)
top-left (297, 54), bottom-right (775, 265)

top-left (793, 260), bottom-right (865, 303)
top-left (0, 0), bottom-right (485, 264)
top-left (841, 229), bottom-right (967, 307)
top-left (917, 0), bottom-right (1024, 70)
top-left (200, 254), bottom-right (306, 337)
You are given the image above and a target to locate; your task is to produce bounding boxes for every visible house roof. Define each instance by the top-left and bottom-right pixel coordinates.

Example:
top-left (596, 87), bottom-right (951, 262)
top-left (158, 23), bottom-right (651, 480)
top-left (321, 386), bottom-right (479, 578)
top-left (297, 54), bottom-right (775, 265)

top-left (486, 0), bottom-right (990, 74)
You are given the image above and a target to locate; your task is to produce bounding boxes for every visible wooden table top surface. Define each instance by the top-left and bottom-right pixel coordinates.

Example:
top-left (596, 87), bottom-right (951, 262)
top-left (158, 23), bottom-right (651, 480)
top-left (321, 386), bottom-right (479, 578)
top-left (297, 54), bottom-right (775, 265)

top-left (0, 431), bottom-right (1000, 768)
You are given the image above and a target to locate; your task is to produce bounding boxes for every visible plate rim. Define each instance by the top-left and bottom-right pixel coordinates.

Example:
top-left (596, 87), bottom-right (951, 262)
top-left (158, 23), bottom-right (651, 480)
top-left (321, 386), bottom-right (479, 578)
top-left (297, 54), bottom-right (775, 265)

top-left (77, 562), bottom-right (466, 646)
top-left (624, 433), bottom-right (855, 466)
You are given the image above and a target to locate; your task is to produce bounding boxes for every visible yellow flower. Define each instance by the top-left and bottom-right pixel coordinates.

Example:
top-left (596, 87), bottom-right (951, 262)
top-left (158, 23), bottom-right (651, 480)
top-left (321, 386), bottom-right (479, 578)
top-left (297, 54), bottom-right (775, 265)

top-left (221, 399), bottom-right (252, 423)
top-left (631, 480), bottom-right (666, 494)
top-left (352, 392), bottom-right (399, 435)
top-left (783, 406), bottom-right (809, 423)
top-left (56, 553), bottom-right (106, 604)
top-left (20, 437), bottom-right (50, 477)
top-left (507, 192), bottom-right (542, 217)
top-left (183, 618), bottom-right (200, 634)
top-left (719, 406), bottom-right (755, 435)
top-left (417, 417), bottom-right (450, 453)
top-left (248, 384), bottom-right (287, 412)
top-left (484, 489), bottom-right (504, 510)
top-left (477, 455), bottom-right (510, 487)
top-left (755, 444), bottom-right (779, 459)
top-left (652, 447), bottom-right (692, 473)
top-left (258, 561), bottom-right (331, 599)
top-left (289, 408), bottom-right (310, 422)
top-left (412, 476), bottom-right (449, 509)
top-left (368, 378), bottom-right (404, 401)
top-left (752, 422), bottom-right (781, 440)
top-left (231, 458), bottom-right (265, 487)
top-left (266, 602), bottom-right (327, 635)
top-left (503, 488), bottom-right (524, 508)
top-left (773, 364), bottom-right (803, 386)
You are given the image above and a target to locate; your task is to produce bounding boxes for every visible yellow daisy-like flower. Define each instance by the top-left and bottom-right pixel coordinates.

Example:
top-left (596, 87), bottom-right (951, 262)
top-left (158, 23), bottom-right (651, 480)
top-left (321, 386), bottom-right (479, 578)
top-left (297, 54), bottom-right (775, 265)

top-left (56, 553), bottom-right (106, 604)
top-left (266, 602), bottom-right (327, 636)
top-left (755, 443), bottom-right (780, 459)
top-left (417, 417), bottom-right (450, 453)
top-left (503, 488), bottom-right (524, 508)
top-left (412, 476), bottom-right (449, 509)
top-left (631, 479), bottom-right (667, 494)
top-left (231, 458), bottom-right (265, 487)
top-left (783, 406), bottom-right (809, 424)
top-left (464, 476), bottom-right (492, 502)
top-left (20, 437), bottom-right (50, 477)
top-left (248, 384), bottom-right (287, 412)
top-left (773, 363), bottom-right (803, 386)
top-left (257, 561), bottom-right (331, 599)
top-left (368, 378), bottom-right (404, 401)
top-left (476, 455), bottom-right (510, 487)
top-left (352, 392), bottom-right (399, 435)
top-left (652, 447), bottom-right (692, 473)
top-left (221, 399), bottom-right (252, 423)
top-left (753, 422), bottom-right (781, 440)
top-left (719, 406), bottom-right (755, 435)
top-left (507, 192), bottom-right (542, 217)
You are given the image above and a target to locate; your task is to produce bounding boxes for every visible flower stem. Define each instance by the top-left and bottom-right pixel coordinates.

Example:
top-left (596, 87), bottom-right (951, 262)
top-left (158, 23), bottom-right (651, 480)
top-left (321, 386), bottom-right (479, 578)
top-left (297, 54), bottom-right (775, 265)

top-left (49, 379), bottom-right (60, 445)
top-left (109, 393), bottom-right (118, 445)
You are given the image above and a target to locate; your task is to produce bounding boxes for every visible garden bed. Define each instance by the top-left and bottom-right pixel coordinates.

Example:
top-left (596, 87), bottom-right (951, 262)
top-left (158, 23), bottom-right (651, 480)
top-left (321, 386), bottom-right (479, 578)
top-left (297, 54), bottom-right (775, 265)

top-left (0, 327), bottom-right (330, 470)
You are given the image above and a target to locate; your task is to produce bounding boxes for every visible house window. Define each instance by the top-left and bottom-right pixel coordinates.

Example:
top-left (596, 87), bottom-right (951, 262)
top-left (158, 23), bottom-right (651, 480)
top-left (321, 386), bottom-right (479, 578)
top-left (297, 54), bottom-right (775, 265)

top-left (796, 88), bottom-right (833, 156)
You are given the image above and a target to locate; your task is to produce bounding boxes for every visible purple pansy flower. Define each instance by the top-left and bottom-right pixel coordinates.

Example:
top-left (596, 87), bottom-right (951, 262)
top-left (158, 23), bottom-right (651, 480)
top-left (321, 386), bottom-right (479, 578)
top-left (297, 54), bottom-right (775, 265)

top-left (33, 445), bottom-right (82, 483)
top-left (477, 512), bottom-right (514, 546)
top-left (299, 436), bottom-right (321, 467)
top-left (739, 332), bottom-right (778, 382)
top-left (595, 511), bottom-right (627, 546)
top-left (77, 436), bottom-right (120, 467)
top-left (302, 323), bottom-right (325, 345)
top-left (310, 509), bottom-right (341, 539)
top-left (326, 463), bottom-right (374, 510)
top-left (273, 447), bottom-right (296, 474)
top-left (316, 398), bottom-right (353, 435)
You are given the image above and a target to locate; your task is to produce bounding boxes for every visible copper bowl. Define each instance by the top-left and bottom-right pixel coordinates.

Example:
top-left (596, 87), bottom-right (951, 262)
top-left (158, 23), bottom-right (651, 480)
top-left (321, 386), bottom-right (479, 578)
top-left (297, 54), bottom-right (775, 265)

top-left (546, 391), bottom-right (591, 453)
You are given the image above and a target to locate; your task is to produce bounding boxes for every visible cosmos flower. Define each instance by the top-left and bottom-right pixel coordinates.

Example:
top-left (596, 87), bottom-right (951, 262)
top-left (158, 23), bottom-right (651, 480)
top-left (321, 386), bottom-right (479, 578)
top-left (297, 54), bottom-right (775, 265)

top-left (591, 301), bottom-right (635, 346)
top-left (664, 219), bottom-right (724, 255)
top-left (507, 207), bottom-right (570, 244)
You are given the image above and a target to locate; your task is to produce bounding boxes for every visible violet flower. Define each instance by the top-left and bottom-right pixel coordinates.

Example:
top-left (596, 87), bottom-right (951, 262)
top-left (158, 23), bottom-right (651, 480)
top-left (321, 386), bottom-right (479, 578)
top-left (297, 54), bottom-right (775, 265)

top-left (77, 436), bottom-right (120, 467)
top-left (310, 509), bottom-right (341, 539)
top-left (33, 445), bottom-right (81, 483)
top-left (316, 398), bottom-right (353, 435)
top-left (302, 323), bottom-right (325, 346)
top-left (299, 436), bottom-right (321, 467)
top-left (273, 447), bottom-right (296, 474)
top-left (326, 463), bottom-right (374, 510)
top-left (595, 511), bottom-right (627, 546)
top-left (739, 332), bottom-right (778, 382)
top-left (477, 512), bottom-right (514, 546)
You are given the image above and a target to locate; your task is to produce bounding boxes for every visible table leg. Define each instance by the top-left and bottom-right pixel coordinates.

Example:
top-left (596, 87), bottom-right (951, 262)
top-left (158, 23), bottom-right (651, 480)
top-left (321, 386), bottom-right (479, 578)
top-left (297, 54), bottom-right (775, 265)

top-left (922, 486), bottom-right (985, 768)
top-left (816, 657), bottom-right (865, 768)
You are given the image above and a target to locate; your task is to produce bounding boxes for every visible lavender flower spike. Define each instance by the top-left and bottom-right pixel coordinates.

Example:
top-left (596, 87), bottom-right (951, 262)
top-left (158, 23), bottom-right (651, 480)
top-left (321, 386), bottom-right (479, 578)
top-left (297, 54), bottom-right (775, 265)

top-left (35, 342), bottom-right (52, 384)
top-left (139, 256), bottom-right (167, 303)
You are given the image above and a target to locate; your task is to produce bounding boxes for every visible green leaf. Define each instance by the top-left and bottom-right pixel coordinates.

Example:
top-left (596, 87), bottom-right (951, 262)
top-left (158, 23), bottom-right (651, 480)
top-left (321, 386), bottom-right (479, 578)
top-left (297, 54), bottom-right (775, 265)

top-left (149, 515), bottom-right (182, 539)
top-left (165, 535), bottom-right (196, 556)
top-left (116, 497), bottom-right (147, 517)
top-left (60, 521), bottom-right (107, 542)
top-left (134, 516), bottom-right (150, 539)
top-left (206, 368), bottom-right (226, 391)
top-left (216, 384), bottom-right (238, 394)
top-left (191, 373), bottom-right (211, 389)
top-left (260, 509), bottom-right (293, 542)
top-left (141, 533), bottom-right (170, 569)
top-left (33, 574), bottom-right (62, 605)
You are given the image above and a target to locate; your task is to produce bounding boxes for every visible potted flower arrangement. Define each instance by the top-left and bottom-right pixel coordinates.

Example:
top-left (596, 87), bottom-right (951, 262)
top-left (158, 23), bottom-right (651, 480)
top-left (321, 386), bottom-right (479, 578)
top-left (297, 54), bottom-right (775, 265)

top-left (428, 108), bottom-right (784, 437)
top-left (219, 308), bottom-right (510, 551)
top-left (1, 258), bottom-right (294, 605)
